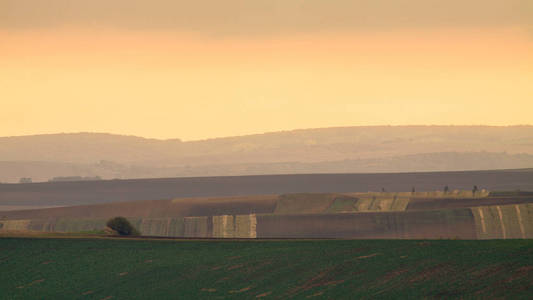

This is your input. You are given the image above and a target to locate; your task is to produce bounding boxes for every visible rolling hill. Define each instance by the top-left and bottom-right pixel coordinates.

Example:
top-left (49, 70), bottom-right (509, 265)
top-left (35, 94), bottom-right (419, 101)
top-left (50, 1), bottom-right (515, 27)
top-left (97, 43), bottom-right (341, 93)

top-left (1, 125), bottom-right (533, 182)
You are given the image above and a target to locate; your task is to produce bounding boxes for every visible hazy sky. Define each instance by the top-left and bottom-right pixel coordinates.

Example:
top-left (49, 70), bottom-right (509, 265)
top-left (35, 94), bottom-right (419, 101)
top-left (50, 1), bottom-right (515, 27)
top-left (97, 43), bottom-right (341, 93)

top-left (1, 1), bottom-right (532, 140)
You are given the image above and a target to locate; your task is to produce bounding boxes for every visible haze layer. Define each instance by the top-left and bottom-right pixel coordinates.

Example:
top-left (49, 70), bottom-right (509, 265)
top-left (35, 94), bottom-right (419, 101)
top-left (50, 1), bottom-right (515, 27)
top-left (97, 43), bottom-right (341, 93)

top-left (1, 1), bottom-right (532, 139)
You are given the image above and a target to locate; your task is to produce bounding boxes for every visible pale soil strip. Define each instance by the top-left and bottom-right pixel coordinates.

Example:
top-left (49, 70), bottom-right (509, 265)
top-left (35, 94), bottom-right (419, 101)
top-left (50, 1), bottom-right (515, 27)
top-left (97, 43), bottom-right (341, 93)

top-left (477, 208), bottom-right (487, 234)
top-left (212, 216), bottom-right (221, 238)
top-left (496, 206), bottom-right (506, 239)
top-left (17, 279), bottom-right (45, 289)
top-left (0, 219), bottom-right (31, 231)
top-left (229, 286), bottom-right (251, 294)
top-left (256, 291), bottom-right (272, 298)
top-left (0, 205), bottom-right (64, 211)
top-left (222, 215), bottom-right (228, 238)
top-left (515, 205), bottom-right (526, 239)
top-left (250, 214), bottom-right (257, 238)
top-left (140, 219), bottom-right (145, 235)
top-left (357, 253), bottom-right (380, 259)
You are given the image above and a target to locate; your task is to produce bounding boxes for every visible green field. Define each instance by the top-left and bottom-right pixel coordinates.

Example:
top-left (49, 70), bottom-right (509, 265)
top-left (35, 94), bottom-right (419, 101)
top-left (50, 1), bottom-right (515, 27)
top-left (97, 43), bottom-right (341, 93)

top-left (1, 237), bottom-right (532, 299)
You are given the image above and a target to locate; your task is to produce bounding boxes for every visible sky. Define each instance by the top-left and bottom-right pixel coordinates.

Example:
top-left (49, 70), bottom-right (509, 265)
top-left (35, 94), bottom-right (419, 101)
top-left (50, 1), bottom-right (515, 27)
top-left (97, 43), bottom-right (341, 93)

top-left (1, 0), bottom-right (532, 140)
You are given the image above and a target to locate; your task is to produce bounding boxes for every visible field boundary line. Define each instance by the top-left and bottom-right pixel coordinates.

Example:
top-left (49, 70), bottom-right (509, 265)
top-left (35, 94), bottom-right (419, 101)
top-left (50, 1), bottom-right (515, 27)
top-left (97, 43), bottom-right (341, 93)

top-left (477, 208), bottom-right (487, 234)
top-left (496, 206), bottom-right (506, 239)
top-left (514, 205), bottom-right (526, 239)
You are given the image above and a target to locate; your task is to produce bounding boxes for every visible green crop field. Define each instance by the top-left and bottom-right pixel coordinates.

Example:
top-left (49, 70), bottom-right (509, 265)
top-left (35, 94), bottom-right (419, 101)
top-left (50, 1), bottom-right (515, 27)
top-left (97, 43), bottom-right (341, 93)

top-left (1, 237), bottom-right (532, 299)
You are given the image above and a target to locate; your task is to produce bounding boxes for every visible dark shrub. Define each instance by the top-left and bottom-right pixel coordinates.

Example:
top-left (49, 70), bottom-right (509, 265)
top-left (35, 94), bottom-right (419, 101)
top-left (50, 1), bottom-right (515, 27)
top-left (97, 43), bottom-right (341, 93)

top-left (106, 217), bottom-right (140, 236)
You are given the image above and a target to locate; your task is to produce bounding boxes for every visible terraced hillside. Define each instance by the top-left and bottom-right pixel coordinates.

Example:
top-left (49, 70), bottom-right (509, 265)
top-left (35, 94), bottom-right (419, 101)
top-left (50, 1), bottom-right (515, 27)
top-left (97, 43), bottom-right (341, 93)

top-left (1, 238), bottom-right (532, 299)
top-left (2, 191), bottom-right (533, 239)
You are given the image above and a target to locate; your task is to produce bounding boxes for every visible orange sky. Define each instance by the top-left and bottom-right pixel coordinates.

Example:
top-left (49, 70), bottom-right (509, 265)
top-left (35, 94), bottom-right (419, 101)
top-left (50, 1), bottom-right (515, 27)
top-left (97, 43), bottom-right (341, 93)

top-left (1, 1), bottom-right (532, 140)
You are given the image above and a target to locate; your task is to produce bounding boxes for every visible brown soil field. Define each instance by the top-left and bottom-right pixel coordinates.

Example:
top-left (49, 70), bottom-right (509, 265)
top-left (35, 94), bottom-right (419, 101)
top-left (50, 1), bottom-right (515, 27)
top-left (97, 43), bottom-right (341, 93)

top-left (0, 195), bottom-right (278, 220)
top-left (256, 209), bottom-right (477, 239)
top-left (2, 187), bottom-right (533, 239)
top-left (2, 203), bottom-right (532, 239)
top-left (1, 169), bottom-right (532, 208)
top-left (274, 193), bottom-right (352, 214)
top-left (407, 194), bottom-right (533, 210)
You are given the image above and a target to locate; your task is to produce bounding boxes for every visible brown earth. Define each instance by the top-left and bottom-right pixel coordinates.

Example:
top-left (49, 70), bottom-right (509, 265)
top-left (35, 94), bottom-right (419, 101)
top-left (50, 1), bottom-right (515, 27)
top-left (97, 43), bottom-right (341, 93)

top-left (407, 195), bottom-right (533, 210)
top-left (3, 190), bottom-right (533, 221)
top-left (0, 195), bottom-right (277, 220)
top-left (256, 209), bottom-right (477, 239)
top-left (2, 169), bottom-right (532, 208)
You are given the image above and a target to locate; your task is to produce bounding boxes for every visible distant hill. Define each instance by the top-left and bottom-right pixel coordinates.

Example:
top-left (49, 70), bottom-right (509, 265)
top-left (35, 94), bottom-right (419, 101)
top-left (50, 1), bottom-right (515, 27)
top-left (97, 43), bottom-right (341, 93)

top-left (0, 126), bottom-right (532, 182)
top-left (2, 152), bottom-right (533, 183)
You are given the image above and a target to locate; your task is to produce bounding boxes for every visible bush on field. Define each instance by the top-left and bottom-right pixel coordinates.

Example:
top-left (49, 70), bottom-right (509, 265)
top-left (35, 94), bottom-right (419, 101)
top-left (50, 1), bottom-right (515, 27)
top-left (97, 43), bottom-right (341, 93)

top-left (106, 217), bottom-right (140, 236)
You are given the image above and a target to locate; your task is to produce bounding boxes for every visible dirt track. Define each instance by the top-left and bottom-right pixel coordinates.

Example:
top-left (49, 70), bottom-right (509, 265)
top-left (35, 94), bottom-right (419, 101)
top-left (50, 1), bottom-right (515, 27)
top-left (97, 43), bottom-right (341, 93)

top-left (1, 169), bottom-right (532, 207)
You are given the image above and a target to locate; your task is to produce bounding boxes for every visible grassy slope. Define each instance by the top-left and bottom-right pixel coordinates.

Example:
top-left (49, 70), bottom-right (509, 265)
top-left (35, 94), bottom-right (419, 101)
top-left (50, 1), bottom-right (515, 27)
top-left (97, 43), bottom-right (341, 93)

top-left (1, 238), bottom-right (532, 299)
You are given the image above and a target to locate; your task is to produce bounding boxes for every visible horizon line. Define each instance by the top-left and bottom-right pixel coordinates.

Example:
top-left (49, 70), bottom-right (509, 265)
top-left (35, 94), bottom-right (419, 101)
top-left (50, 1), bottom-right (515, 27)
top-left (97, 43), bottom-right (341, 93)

top-left (1, 124), bottom-right (532, 142)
